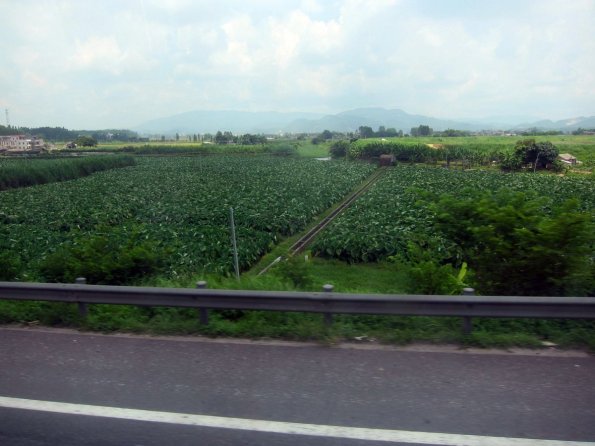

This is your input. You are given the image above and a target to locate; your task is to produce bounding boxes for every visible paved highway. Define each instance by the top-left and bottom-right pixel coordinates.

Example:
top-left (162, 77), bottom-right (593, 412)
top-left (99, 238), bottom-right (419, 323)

top-left (0, 327), bottom-right (594, 445)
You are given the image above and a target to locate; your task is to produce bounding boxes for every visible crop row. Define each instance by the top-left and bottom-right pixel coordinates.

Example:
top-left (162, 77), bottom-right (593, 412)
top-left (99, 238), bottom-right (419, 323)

top-left (311, 164), bottom-right (594, 262)
top-left (0, 156), bottom-right (375, 279)
top-left (0, 155), bottom-right (135, 191)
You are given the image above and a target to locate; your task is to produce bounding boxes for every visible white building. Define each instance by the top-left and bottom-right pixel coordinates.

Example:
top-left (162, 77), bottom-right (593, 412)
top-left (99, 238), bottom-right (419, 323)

top-left (0, 135), bottom-right (45, 152)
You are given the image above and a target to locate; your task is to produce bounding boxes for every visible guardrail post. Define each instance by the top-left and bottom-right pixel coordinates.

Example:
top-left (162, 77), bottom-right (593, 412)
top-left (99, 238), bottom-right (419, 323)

top-left (461, 287), bottom-right (475, 335)
top-left (75, 277), bottom-right (88, 318)
top-left (196, 281), bottom-right (209, 325)
top-left (323, 284), bottom-right (334, 328)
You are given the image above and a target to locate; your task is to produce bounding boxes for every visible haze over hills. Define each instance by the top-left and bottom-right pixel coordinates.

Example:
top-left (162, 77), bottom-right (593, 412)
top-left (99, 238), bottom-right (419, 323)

top-left (133, 108), bottom-right (595, 135)
top-left (133, 110), bottom-right (325, 136)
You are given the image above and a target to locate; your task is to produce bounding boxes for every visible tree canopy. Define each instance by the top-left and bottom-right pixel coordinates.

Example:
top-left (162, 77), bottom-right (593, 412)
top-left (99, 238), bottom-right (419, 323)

top-left (502, 139), bottom-right (560, 171)
top-left (410, 125), bottom-right (433, 137)
top-left (75, 135), bottom-right (98, 147)
top-left (431, 189), bottom-right (594, 296)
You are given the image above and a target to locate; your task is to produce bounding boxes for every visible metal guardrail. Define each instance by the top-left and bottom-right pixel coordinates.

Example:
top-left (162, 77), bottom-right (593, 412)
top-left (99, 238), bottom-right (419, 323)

top-left (1, 281), bottom-right (594, 335)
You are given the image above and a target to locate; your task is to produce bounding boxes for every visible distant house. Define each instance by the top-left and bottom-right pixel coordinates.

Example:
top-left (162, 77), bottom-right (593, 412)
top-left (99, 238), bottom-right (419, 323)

top-left (0, 135), bottom-right (45, 153)
top-left (558, 153), bottom-right (578, 165)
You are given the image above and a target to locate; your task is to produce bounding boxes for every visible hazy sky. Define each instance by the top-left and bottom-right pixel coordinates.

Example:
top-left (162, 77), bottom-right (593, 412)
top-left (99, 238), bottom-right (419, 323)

top-left (1, 0), bottom-right (594, 129)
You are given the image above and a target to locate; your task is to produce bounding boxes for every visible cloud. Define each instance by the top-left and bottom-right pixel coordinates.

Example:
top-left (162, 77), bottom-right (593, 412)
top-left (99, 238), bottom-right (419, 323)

top-left (71, 37), bottom-right (126, 74)
top-left (0, 0), bottom-right (593, 128)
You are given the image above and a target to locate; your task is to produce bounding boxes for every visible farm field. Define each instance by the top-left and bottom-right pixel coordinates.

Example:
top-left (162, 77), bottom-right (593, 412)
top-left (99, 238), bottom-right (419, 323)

top-left (0, 155), bottom-right (135, 191)
top-left (1, 150), bottom-right (593, 349)
top-left (312, 164), bottom-right (595, 264)
top-left (0, 155), bottom-right (375, 282)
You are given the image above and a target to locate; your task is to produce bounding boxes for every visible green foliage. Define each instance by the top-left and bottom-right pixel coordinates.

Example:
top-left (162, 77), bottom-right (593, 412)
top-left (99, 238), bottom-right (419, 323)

top-left (346, 139), bottom-right (505, 167)
top-left (432, 190), bottom-right (594, 296)
top-left (390, 238), bottom-right (467, 295)
top-left (312, 164), bottom-right (594, 285)
top-left (272, 256), bottom-right (314, 288)
top-left (237, 133), bottom-right (267, 145)
top-left (329, 140), bottom-right (349, 158)
top-left (39, 228), bottom-right (166, 285)
top-left (358, 126), bottom-right (375, 138)
top-left (348, 140), bottom-right (432, 161)
top-left (1, 156), bottom-right (375, 278)
top-left (214, 131), bottom-right (234, 144)
top-left (410, 125), bottom-right (433, 137)
top-left (265, 142), bottom-right (298, 156)
top-left (436, 129), bottom-right (471, 137)
top-left (321, 130), bottom-right (333, 140)
top-left (0, 125), bottom-right (140, 142)
top-left (0, 155), bottom-right (135, 190)
top-left (503, 139), bottom-right (560, 171)
top-left (75, 136), bottom-right (98, 147)
top-left (0, 250), bottom-right (22, 280)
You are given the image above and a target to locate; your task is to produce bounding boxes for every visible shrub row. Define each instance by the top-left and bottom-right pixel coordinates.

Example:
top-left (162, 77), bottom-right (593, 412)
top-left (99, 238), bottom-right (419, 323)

top-left (0, 155), bottom-right (135, 191)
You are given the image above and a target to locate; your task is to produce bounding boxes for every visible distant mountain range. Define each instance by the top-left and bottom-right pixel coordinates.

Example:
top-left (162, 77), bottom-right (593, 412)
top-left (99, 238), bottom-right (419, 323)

top-left (133, 108), bottom-right (595, 135)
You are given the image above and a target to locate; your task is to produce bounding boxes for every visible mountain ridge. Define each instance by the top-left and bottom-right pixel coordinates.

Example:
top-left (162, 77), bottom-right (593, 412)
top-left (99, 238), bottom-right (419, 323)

top-left (133, 108), bottom-right (595, 135)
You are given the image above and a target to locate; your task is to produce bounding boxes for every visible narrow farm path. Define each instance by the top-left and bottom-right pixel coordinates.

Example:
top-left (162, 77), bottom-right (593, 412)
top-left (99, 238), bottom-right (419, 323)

top-left (256, 166), bottom-right (387, 276)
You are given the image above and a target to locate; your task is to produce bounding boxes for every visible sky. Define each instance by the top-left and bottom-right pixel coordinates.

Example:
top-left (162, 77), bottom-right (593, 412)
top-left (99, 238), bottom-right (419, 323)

top-left (1, 0), bottom-right (594, 129)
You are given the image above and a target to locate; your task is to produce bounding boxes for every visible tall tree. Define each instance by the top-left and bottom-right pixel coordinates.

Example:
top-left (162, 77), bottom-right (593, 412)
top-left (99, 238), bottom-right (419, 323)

top-left (358, 126), bottom-right (374, 138)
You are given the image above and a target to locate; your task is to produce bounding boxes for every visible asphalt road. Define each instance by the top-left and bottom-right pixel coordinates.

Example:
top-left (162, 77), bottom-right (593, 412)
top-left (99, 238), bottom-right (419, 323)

top-left (0, 327), bottom-right (594, 446)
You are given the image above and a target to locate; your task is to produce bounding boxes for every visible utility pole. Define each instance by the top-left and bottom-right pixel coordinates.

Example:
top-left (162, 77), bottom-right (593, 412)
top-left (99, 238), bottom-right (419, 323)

top-left (5, 109), bottom-right (9, 128)
top-left (229, 207), bottom-right (240, 280)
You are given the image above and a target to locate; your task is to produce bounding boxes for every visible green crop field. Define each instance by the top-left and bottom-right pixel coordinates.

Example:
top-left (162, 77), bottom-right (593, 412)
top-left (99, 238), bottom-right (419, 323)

top-left (311, 164), bottom-right (595, 295)
top-left (312, 164), bottom-right (594, 262)
top-left (1, 151), bottom-right (593, 348)
top-left (0, 155), bottom-right (375, 282)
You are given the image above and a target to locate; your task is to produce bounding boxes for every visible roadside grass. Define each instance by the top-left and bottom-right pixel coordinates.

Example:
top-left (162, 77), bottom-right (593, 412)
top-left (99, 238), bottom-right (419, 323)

top-left (1, 253), bottom-right (593, 350)
top-left (2, 298), bottom-right (593, 350)
top-left (305, 257), bottom-right (408, 294)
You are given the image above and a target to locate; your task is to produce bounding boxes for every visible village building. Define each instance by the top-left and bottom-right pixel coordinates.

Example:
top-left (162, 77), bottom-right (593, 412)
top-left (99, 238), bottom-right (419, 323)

top-left (0, 135), bottom-right (46, 153)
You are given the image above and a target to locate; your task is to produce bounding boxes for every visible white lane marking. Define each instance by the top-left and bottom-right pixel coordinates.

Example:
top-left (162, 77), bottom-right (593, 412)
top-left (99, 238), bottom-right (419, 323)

top-left (0, 396), bottom-right (593, 446)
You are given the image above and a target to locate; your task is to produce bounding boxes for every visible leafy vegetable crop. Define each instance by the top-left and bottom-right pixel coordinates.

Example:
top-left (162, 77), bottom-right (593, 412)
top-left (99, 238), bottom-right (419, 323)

top-left (0, 156), bottom-right (375, 280)
top-left (312, 164), bottom-right (594, 263)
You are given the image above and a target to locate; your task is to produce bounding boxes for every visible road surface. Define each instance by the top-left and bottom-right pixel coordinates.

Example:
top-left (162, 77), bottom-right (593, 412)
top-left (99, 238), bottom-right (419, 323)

top-left (0, 327), bottom-right (594, 445)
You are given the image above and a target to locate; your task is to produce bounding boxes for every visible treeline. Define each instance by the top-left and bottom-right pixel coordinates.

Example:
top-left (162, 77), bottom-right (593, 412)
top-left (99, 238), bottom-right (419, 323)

top-left (213, 131), bottom-right (267, 145)
top-left (0, 125), bottom-right (141, 142)
top-left (572, 127), bottom-right (595, 135)
top-left (102, 144), bottom-right (266, 155)
top-left (337, 140), bottom-right (506, 167)
top-left (332, 138), bottom-right (568, 172)
top-left (0, 155), bottom-right (135, 191)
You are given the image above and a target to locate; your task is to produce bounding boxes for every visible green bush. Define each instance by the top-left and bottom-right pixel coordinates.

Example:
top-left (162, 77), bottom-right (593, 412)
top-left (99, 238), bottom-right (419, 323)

top-left (329, 140), bottom-right (349, 158)
top-left (272, 256), bottom-right (314, 288)
top-left (39, 229), bottom-right (167, 285)
top-left (432, 190), bottom-right (594, 296)
top-left (0, 250), bottom-right (22, 281)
